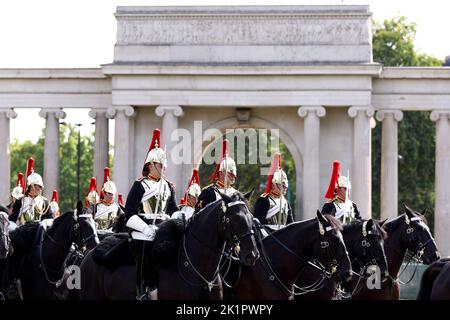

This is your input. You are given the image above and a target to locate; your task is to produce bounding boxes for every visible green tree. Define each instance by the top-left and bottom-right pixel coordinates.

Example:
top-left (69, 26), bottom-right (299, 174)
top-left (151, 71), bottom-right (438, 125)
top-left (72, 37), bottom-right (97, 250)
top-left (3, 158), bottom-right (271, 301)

top-left (10, 124), bottom-right (94, 214)
top-left (372, 17), bottom-right (441, 232)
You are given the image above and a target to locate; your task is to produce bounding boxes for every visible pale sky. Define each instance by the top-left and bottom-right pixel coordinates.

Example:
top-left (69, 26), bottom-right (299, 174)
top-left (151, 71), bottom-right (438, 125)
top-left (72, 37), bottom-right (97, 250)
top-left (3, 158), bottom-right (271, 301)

top-left (2, 0), bottom-right (449, 143)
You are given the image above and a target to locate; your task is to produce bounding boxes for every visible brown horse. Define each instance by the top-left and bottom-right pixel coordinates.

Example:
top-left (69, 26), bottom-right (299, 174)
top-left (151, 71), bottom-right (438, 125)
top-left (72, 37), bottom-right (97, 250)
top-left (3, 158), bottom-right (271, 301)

top-left (232, 211), bottom-right (352, 300)
top-left (352, 205), bottom-right (440, 299)
top-left (417, 257), bottom-right (450, 300)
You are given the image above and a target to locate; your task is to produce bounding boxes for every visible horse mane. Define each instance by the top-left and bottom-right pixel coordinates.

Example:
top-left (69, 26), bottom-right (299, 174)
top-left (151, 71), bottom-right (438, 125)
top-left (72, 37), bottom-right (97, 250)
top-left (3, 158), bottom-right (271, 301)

top-left (383, 214), bottom-right (406, 233)
top-left (47, 211), bottom-right (73, 236)
top-left (323, 214), bottom-right (343, 232)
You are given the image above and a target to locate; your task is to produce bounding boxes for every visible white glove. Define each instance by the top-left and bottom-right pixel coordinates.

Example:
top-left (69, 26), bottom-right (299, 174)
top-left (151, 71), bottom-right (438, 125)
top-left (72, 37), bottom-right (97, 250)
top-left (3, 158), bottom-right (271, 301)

top-left (142, 224), bottom-right (157, 238)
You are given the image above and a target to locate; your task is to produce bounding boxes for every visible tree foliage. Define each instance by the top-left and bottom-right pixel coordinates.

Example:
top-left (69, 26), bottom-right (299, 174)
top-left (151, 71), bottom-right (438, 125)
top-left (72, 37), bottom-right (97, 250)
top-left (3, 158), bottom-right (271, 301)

top-left (372, 17), bottom-right (441, 232)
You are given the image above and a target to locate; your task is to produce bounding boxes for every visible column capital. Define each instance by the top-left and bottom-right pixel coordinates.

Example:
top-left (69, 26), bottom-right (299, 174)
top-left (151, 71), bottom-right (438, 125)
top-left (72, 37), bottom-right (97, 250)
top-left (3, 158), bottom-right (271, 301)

top-left (106, 106), bottom-right (136, 119)
top-left (297, 106), bottom-right (326, 118)
top-left (430, 110), bottom-right (450, 122)
top-left (348, 105), bottom-right (374, 118)
top-left (39, 108), bottom-right (66, 119)
top-left (375, 109), bottom-right (404, 122)
top-left (88, 108), bottom-right (110, 119)
top-left (155, 105), bottom-right (184, 118)
top-left (0, 108), bottom-right (17, 119)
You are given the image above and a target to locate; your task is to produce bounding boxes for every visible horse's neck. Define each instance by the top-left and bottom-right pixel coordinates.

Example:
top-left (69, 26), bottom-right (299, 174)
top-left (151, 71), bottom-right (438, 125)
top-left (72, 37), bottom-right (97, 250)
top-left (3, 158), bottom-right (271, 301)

top-left (184, 212), bottom-right (224, 279)
top-left (261, 223), bottom-right (309, 287)
top-left (43, 219), bottom-right (73, 269)
top-left (384, 228), bottom-right (406, 277)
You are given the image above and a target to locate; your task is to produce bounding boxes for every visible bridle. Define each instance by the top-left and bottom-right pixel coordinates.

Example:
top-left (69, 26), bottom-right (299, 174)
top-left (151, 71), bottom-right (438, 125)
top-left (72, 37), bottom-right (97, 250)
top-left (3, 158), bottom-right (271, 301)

top-left (179, 199), bottom-right (254, 292)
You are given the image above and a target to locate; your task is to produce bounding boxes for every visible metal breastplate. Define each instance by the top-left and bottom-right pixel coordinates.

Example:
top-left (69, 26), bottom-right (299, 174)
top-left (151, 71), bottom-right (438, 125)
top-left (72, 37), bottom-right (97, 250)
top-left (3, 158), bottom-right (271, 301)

top-left (214, 186), bottom-right (237, 200)
top-left (333, 200), bottom-right (354, 222)
top-left (95, 203), bottom-right (119, 230)
top-left (19, 195), bottom-right (47, 225)
top-left (141, 178), bottom-right (171, 214)
top-left (266, 195), bottom-right (289, 226)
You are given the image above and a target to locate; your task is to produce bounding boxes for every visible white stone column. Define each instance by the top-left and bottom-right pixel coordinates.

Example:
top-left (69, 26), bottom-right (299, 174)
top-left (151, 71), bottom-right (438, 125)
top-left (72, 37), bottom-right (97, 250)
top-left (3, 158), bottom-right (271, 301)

top-left (155, 105), bottom-right (184, 201)
top-left (108, 106), bottom-right (136, 198)
top-left (376, 110), bottom-right (403, 220)
top-left (39, 108), bottom-right (66, 199)
top-left (430, 110), bottom-right (450, 256)
top-left (0, 108), bottom-right (17, 204)
top-left (348, 106), bottom-right (374, 219)
top-left (89, 109), bottom-right (112, 183)
top-left (298, 106), bottom-right (326, 219)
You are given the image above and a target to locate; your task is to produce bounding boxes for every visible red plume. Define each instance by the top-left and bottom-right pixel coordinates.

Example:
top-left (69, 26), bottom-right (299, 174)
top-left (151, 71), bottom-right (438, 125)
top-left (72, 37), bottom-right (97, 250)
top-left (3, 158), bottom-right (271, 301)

top-left (16, 172), bottom-right (25, 188)
top-left (265, 153), bottom-right (282, 194)
top-left (182, 169), bottom-right (201, 205)
top-left (210, 139), bottom-right (230, 183)
top-left (51, 190), bottom-right (59, 203)
top-left (324, 160), bottom-right (340, 199)
top-left (149, 129), bottom-right (161, 151)
top-left (87, 177), bottom-right (98, 195)
top-left (26, 157), bottom-right (35, 178)
top-left (118, 193), bottom-right (124, 207)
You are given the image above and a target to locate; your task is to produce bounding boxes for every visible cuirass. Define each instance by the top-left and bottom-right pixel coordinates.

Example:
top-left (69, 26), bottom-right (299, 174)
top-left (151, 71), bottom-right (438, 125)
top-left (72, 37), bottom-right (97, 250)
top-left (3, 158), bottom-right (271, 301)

top-left (141, 178), bottom-right (171, 214)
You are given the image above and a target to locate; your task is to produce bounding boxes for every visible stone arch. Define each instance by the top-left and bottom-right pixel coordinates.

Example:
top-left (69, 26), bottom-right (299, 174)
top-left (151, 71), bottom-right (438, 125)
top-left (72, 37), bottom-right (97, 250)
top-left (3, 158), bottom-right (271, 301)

top-left (191, 115), bottom-right (303, 218)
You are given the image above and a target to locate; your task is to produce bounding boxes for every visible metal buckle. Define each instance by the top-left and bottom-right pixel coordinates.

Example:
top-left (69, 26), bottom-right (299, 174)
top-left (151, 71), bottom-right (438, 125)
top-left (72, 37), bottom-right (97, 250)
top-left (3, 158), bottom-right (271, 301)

top-left (406, 227), bottom-right (414, 234)
top-left (321, 241), bottom-right (329, 249)
top-left (362, 240), bottom-right (370, 247)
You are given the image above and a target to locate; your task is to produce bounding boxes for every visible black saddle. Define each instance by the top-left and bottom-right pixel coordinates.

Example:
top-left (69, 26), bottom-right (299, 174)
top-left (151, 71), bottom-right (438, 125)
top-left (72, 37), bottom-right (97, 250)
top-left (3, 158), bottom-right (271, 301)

top-left (91, 233), bottom-right (135, 269)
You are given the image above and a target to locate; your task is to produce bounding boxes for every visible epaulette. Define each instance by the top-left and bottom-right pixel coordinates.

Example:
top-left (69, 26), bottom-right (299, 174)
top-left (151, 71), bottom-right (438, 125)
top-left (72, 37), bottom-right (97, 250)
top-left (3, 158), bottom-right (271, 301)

top-left (202, 184), bottom-right (214, 191)
top-left (136, 176), bottom-right (145, 182)
top-left (261, 192), bottom-right (269, 198)
top-left (327, 197), bottom-right (336, 203)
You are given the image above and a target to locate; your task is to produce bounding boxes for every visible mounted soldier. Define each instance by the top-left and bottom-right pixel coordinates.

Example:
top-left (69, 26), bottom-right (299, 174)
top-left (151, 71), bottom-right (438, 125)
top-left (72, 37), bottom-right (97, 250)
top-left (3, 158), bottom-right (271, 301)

top-left (9, 157), bottom-right (55, 226)
top-left (124, 128), bottom-right (179, 300)
top-left (94, 167), bottom-right (123, 231)
top-left (253, 152), bottom-right (294, 231)
top-left (196, 138), bottom-right (238, 211)
top-left (49, 190), bottom-right (60, 218)
top-left (84, 177), bottom-right (100, 216)
top-left (7, 172), bottom-right (25, 213)
top-left (321, 160), bottom-right (361, 222)
top-left (172, 169), bottom-right (201, 223)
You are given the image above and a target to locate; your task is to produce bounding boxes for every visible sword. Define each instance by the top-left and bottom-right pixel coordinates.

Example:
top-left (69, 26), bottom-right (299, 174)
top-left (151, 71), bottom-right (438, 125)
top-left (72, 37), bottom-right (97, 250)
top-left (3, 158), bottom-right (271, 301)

top-left (153, 145), bottom-right (167, 224)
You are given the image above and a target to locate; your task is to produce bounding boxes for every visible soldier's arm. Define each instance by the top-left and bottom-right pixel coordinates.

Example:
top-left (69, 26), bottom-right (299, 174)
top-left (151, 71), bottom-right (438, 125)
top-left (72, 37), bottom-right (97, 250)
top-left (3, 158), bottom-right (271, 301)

top-left (124, 180), bottom-right (145, 221)
top-left (166, 181), bottom-right (180, 216)
top-left (352, 202), bottom-right (362, 220)
top-left (9, 200), bottom-right (22, 222)
top-left (321, 202), bottom-right (336, 216)
top-left (253, 196), bottom-right (270, 225)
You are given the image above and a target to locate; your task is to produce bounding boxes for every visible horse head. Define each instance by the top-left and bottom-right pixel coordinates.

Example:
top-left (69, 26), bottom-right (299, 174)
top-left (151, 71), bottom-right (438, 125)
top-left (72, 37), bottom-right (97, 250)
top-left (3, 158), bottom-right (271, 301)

top-left (0, 206), bottom-right (11, 259)
top-left (218, 191), bottom-right (259, 267)
top-left (400, 205), bottom-right (440, 264)
top-left (344, 219), bottom-right (388, 281)
top-left (73, 201), bottom-right (99, 252)
top-left (313, 210), bottom-right (352, 284)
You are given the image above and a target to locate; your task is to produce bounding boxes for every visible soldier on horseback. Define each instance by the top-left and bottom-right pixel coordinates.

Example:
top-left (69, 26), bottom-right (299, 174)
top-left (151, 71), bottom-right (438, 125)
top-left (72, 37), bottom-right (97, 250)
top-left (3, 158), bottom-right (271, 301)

top-left (321, 160), bottom-right (361, 222)
top-left (94, 167), bottom-right (123, 231)
top-left (253, 152), bottom-right (294, 231)
top-left (196, 139), bottom-right (238, 211)
top-left (9, 158), bottom-right (55, 226)
top-left (124, 128), bottom-right (179, 300)
top-left (49, 190), bottom-right (60, 218)
top-left (172, 169), bottom-right (201, 223)
top-left (7, 172), bottom-right (25, 214)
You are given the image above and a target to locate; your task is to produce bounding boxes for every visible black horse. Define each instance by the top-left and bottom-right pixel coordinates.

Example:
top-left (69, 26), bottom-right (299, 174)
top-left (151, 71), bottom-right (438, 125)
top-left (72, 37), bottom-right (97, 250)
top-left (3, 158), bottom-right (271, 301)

top-left (295, 218), bottom-right (388, 300)
top-left (80, 192), bottom-right (259, 300)
top-left (0, 206), bottom-right (11, 299)
top-left (4, 210), bottom-right (98, 300)
top-left (231, 211), bottom-right (352, 300)
top-left (352, 205), bottom-right (440, 300)
top-left (417, 257), bottom-right (450, 300)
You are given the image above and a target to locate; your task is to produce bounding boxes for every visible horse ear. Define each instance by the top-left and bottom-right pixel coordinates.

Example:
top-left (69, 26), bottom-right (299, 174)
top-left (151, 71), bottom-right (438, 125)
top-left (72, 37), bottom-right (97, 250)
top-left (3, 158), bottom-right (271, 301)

top-left (316, 210), bottom-right (329, 226)
top-left (378, 218), bottom-right (388, 227)
top-left (76, 200), bottom-right (83, 214)
top-left (243, 188), bottom-right (255, 201)
top-left (404, 204), bottom-right (415, 218)
top-left (420, 208), bottom-right (428, 216)
top-left (366, 218), bottom-right (374, 231)
top-left (218, 191), bottom-right (231, 203)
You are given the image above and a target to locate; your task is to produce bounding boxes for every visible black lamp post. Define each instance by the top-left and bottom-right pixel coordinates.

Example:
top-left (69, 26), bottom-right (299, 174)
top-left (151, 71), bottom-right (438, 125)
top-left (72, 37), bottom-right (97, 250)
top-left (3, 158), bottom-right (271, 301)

top-left (75, 123), bottom-right (82, 202)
